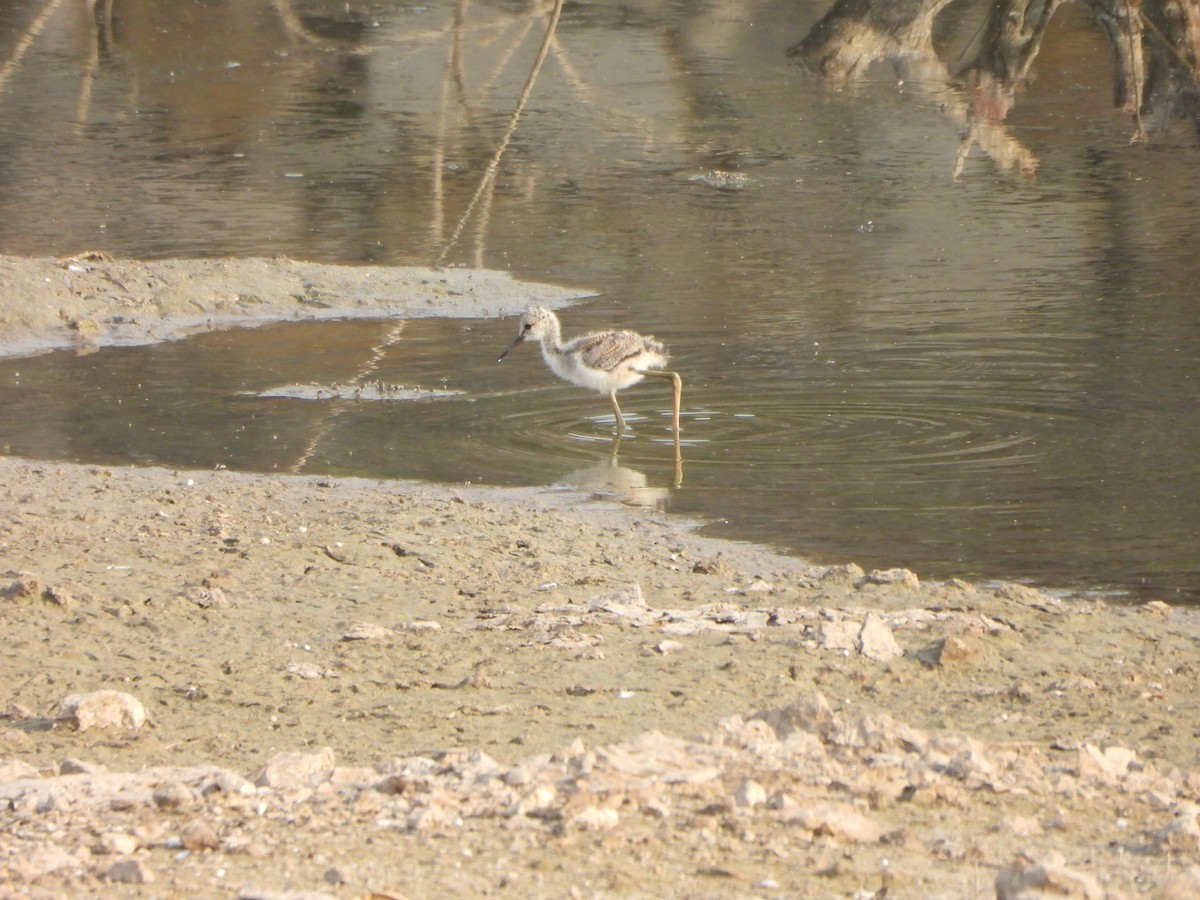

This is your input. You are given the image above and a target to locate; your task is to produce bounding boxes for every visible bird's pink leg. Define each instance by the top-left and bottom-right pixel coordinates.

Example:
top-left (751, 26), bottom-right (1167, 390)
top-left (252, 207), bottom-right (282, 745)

top-left (609, 391), bottom-right (627, 433)
top-left (642, 370), bottom-right (682, 434)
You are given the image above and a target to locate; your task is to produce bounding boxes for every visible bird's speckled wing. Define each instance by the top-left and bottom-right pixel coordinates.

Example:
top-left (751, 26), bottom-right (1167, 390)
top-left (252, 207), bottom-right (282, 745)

top-left (569, 330), bottom-right (667, 373)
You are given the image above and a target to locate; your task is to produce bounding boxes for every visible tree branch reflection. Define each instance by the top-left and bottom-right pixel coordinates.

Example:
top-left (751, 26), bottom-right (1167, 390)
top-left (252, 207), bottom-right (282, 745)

top-left (789, 0), bottom-right (1200, 178)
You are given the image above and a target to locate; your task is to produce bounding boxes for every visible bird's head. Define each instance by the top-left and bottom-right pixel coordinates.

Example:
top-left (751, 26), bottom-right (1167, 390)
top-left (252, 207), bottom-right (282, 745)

top-left (497, 306), bottom-right (555, 362)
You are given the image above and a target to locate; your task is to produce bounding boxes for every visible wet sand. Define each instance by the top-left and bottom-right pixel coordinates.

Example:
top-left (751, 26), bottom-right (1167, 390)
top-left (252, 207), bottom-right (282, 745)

top-left (1, 255), bottom-right (1198, 898)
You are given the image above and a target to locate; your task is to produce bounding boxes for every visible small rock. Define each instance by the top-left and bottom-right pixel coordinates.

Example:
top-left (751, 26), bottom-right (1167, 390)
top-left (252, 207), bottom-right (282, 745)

top-left (59, 757), bottom-right (108, 775)
top-left (511, 784), bottom-right (557, 817)
top-left (734, 779), bottom-right (766, 809)
top-left (933, 635), bottom-right (978, 666)
top-left (0, 727), bottom-right (31, 751)
top-left (400, 619), bottom-right (441, 632)
top-left (408, 804), bottom-right (456, 833)
top-left (588, 583), bottom-right (648, 620)
top-left (994, 852), bottom-right (1103, 900)
top-left (820, 563), bottom-right (865, 585)
top-left (186, 586), bottom-right (230, 609)
top-left (341, 622), bottom-right (395, 641)
top-left (43, 585), bottom-right (78, 608)
top-left (330, 766), bottom-right (382, 790)
top-left (1004, 682), bottom-right (1034, 705)
top-left (56, 690), bottom-right (146, 732)
top-left (861, 568), bottom-right (919, 589)
top-left (107, 857), bottom-right (155, 884)
top-left (993, 583), bottom-right (1059, 608)
top-left (67, 317), bottom-right (101, 335)
top-left (571, 805), bottom-right (619, 831)
top-left (753, 692), bottom-right (835, 739)
top-left (153, 780), bottom-right (199, 811)
top-left (253, 747), bottom-right (336, 789)
top-left (0, 578), bottom-right (82, 614)
top-left (1, 703), bottom-right (35, 720)
top-left (1050, 736), bottom-right (1081, 751)
top-left (11, 843), bottom-right (81, 879)
top-left (691, 559), bottom-right (729, 575)
top-left (819, 619), bottom-right (858, 652)
top-left (648, 640), bottom-right (684, 656)
top-left (0, 758), bottom-right (41, 780)
top-left (200, 769), bottom-right (257, 796)
top-left (284, 661), bottom-right (327, 680)
top-left (1077, 744), bottom-right (1138, 783)
top-left (998, 815), bottom-right (1044, 837)
top-left (789, 802), bottom-right (882, 843)
top-left (462, 668), bottom-right (491, 688)
top-left (857, 613), bottom-right (903, 662)
top-left (180, 818), bottom-right (221, 851)
top-left (1048, 674), bottom-right (1099, 693)
top-left (641, 797), bottom-right (671, 819)
top-left (1, 577), bottom-right (46, 601)
top-left (881, 826), bottom-right (923, 849)
top-left (94, 832), bottom-right (140, 856)
top-left (374, 773), bottom-right (410, 795)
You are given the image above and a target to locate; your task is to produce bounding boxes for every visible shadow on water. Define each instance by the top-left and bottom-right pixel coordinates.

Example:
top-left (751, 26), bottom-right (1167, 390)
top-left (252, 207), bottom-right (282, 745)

top-left (3, 1), bottom-right (1200, 600)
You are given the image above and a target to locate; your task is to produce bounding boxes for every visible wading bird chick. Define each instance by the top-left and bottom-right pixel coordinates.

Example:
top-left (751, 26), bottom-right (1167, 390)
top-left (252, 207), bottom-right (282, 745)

top-left (497, 306), bottom-right (681, 434)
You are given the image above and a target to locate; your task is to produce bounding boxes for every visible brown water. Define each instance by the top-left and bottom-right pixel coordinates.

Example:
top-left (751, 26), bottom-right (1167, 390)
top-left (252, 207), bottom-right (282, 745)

top-left (2, 0), bottom-right (1200, 600)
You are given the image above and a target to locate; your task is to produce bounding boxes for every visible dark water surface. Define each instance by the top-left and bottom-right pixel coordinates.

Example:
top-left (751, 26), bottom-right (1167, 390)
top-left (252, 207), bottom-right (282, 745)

top-left (2, 1), bottom-right (1200, 600)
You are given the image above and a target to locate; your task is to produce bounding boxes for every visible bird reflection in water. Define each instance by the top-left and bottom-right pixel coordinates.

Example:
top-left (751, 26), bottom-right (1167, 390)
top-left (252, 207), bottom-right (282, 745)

top-left (557, 449), bottom-right (677, 510)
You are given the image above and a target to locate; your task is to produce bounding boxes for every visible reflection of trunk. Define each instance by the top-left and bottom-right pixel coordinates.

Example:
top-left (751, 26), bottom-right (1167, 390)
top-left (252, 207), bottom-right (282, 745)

top-left (787, 0), bottom-right (955, 78)
top-left (1099, 0), bottom-right (1200, 131)
top-left (788, 0), bottom-right (1039, 178)
top-left (789, 0), bottom-right (1200, 144)
top-left (959, 0), bottom-right (1065, 84)
top-left (1090, 0), bottom-right (1146, 115)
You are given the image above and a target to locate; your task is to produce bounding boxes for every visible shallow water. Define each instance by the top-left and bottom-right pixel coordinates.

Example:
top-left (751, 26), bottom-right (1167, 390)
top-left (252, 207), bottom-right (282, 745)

top-left (2, 0), bottom-right (1200, 600)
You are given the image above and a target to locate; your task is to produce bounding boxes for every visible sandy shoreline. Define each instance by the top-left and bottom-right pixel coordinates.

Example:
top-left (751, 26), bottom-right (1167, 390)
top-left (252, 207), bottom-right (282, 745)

top-left (0, 253), bottom-right (590, 359)
top-left (2, 256), bottom-right (1199, 898)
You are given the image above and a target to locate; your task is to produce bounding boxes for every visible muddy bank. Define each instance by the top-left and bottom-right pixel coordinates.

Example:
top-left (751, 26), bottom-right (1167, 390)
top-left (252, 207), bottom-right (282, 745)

top-left (0, 253), bottom-right (589, 358)
top-left (1, 256), bottom-right (1199, 898)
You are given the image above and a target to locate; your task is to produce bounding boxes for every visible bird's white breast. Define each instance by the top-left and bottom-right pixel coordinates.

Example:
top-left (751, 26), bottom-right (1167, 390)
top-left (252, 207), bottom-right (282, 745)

top-left (542, 342), bottom-right (651, 393)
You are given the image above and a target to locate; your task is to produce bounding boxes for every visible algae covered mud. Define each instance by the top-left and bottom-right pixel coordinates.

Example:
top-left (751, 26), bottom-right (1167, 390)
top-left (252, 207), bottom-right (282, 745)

top-left (1, 256), bottom-right (1199, 897)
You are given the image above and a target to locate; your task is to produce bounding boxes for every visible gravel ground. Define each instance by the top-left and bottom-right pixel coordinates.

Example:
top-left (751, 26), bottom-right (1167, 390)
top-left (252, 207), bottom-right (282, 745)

top-left (1, 255), bottom-right (1198, 898)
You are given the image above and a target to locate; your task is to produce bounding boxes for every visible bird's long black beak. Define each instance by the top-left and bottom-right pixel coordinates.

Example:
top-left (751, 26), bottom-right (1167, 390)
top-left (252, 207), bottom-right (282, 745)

top-left (497, 333), bottom-right (524, 363)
